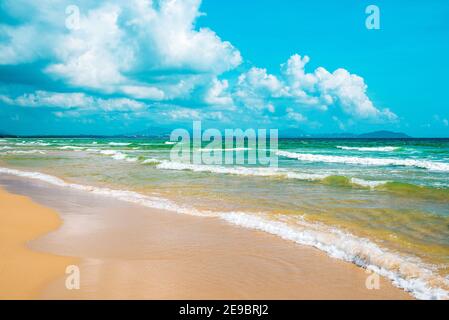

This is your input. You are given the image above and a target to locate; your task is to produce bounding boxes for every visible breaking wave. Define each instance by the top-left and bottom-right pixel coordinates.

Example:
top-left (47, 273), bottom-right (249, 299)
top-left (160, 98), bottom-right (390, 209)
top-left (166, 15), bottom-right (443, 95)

top-left (155, 161), bottom-right (388, 188)
top-left (277, 151), bottom-right (449, 172)
top-left (337, 146), bottom-right (400, 152)
top-left (1, 166), bottom-right (448, 299)
top-left (108, 142), bottom-right (131, 146)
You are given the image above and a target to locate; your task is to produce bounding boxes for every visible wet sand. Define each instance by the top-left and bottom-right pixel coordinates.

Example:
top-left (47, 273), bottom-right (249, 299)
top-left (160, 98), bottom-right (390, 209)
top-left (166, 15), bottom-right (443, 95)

top-left (0, 174), bottom-right (412, 299)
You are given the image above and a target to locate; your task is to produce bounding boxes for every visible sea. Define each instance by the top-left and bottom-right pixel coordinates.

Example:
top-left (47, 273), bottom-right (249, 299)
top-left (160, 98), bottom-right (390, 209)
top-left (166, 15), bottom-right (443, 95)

top-left (1, 137), bottom-right (448, 299)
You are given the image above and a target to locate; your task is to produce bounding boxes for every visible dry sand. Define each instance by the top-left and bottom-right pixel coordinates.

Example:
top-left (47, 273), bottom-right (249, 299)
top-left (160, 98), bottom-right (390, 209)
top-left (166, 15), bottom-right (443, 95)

top-left (0, 174), bottom-right (412, 299)
top-left (0, 187), bottom-right (75, 299)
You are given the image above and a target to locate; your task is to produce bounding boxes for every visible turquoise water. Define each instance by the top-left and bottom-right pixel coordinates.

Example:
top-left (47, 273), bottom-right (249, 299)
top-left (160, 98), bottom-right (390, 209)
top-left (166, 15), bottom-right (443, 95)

top-left (1, 137), bottom-right (449, 299)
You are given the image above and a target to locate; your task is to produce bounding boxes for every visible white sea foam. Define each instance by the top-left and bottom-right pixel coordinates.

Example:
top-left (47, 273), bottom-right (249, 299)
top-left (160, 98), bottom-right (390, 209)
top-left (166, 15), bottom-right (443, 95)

top-left (64, 147), bottom-right (139, 163)
top-left (156, 161), bottom-right (328, 181)
top-left (142, 158), bottom-right (162, 164)
top-left (199, 147), bottom-right (251, 152)
top-left (99, 150), bottom-right (137, 162)
top-left (277, 150), bottom-right (449, 172)
top-left (1, 150), bottom-right (46, 155)
top-left (15, 141), bottom-right (50, 146)
top-left (350, 178), bottom-right (388, 188)
top-left (164, 141), bottom-right (176, 145)
top-left (155, 161), bottom-right (391, 187)
top-left (337, 146), bottom-right (399, 152)
top-left (58, 146), bottom-right (85, 150)
top-left (220, 212), bottom-right (449, 300)
top-left (0, 166), bottom-right (199, 215)
top-left (0, 166), bottom-right (448, 299)
top-left (108, 142), bottom-right (131, 146)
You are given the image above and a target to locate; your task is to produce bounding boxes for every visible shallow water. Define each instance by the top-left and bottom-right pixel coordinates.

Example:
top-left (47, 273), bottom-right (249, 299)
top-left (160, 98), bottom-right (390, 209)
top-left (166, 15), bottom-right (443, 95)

top-left (1, 137), bottom-right (448, 299)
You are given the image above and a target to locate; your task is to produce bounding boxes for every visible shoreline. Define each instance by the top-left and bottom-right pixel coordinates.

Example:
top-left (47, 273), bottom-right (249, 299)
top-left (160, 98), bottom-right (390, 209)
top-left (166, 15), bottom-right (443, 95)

top-left (0, 186), bottom-right (76, 299)
top-left (0, 172), bottom-right (411, 299)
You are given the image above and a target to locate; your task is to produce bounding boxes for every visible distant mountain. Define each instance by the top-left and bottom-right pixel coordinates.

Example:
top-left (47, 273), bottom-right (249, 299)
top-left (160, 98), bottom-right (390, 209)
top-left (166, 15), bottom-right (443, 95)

top-left (126, 127), bottom-right (172, 138)
top-left (357, 130), bottom-right (410, 139)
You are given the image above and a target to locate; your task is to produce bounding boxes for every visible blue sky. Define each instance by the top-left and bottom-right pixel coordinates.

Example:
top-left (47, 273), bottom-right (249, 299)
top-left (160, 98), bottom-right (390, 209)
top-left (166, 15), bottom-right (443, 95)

top-left (0, 0), bottom-right (448, 136)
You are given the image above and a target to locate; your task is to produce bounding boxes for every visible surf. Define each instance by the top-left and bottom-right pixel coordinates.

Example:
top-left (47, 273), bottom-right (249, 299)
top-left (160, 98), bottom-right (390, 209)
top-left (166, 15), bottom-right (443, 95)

top-left (1, 166), bottom-right (448, 300)
top-left (276, 150), bottom-right (449, 172)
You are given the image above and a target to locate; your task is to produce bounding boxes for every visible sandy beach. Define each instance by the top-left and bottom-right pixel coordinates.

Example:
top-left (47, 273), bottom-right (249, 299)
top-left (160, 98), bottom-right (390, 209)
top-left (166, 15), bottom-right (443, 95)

top-left (0, 186), bottom-right (76, 299)
top-left (0, 173), bottom-right (411, 299)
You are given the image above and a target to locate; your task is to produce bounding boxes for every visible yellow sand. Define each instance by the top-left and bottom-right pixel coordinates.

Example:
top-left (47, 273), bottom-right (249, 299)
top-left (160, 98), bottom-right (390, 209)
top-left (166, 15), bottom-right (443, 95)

top-left (0, 187), bottom-right (75, 299)
top-left (0, 184), bottom-right (411, 299)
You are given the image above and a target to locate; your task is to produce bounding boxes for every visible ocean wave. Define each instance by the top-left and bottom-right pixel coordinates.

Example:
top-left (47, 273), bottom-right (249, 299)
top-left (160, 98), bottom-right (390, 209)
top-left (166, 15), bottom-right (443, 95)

top-left (337, 146), bottom-right (400, 152)
top-left (65, 148), bottom-right (140, 163)
top-left (277, 150), bottom-right (449, 172)
top-left (1, 150), bottom-right (46, 155)
top-left (377, 182), bottom-right (449, 202)
top-left (15, 141), bottom-right (51, 146)
top-left (220, 212), bottom-right (449, 300)
top-left (155, 161), bottom-right (389, 188)
top-left (156, 161), bottom-right (329, 181)
top-left (108, 142), bottom-right (131, 146)
top-left (199, 147), bottom-right (252, 152)
top-left (0, 166), bottom-right (448, 299)
top-left (58, 146), bottom-right (85, 150)
top-left (350, 178), bottom-right (388, 188)
top-left (99, 150), bottom-right (138, 162)
top-left (142, 158), bottom-right (162, 164)
top-left (0, 166), bottom-right (199, 214)
top-left (164, 141), bottom-right (176, 145)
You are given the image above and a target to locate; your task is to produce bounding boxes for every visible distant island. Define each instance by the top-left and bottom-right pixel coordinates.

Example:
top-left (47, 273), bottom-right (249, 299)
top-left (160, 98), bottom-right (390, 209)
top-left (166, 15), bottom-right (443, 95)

top-left (356, 130), bottom-right (411, 139)
top-left (0, 132), bottom-right (15, 138)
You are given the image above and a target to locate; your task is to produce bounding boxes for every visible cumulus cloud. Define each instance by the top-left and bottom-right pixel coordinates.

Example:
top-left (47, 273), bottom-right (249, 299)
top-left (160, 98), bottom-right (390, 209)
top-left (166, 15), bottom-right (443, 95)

top-left (0, 0), bottom-right (397, 129)
top-left (203, 79), bottom-right (234, 107)
top-left (162, 108), bottom-right (226, 122)
top-left (285, 107), bottom-right (307, 122)
top-left (0, 0), bottom-right (241, 100)
top-left (0, 91), bottom-right (147, 112)
top-left (234, 54), bottom-right (397, 122)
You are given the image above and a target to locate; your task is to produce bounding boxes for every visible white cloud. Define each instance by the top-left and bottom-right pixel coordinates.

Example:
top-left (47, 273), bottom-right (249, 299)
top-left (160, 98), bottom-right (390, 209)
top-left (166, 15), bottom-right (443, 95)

top-left (0, 25), bottom-right (48, 65)
top-left (0, 1), bottom-right (398, 127)
top-left (164, 108), bottom-right (201, 120)
top-left (286, 107), bottom-right (307, 122)
top-left (203, 79), bottom-right (233, 107)
top-left (127, 0), bottom-right (242, 73)
top-left (0, 91), bottom-right (147, 112)
top-left (121, 85), bottom-right (165, 100)
top-left (234, 67), bottom-right (286, 111)
top-left (45, 4), bottom-right (131, 90)
top-left (238, 67), bottom-right (284, 95)
top-left (161, 107), bottom-right (226, 122)
top-left (1, 0), bottom-right (242, 100)
top-left (235, 54), bottom-right (398, 122)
